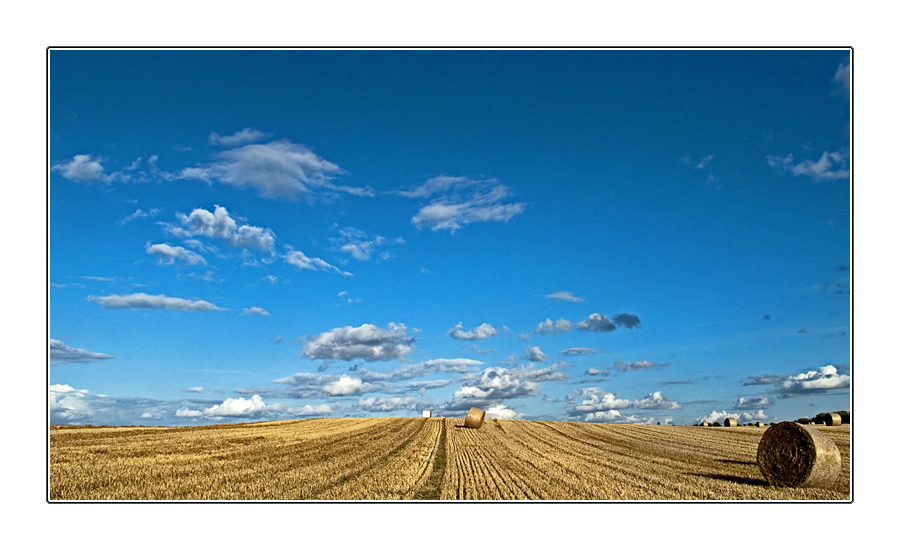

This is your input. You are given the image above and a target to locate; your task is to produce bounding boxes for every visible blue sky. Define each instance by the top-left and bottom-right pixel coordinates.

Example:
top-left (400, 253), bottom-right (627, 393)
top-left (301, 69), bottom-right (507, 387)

top-left (48, 49), bottom-right (851, 426)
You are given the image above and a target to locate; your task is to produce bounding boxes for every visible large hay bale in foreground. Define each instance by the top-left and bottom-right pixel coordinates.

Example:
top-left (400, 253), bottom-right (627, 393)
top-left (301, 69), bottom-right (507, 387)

top-left (724, 417), bottom-right (738, 427)
top-left (823, 412), bottom-right (842, 426)
top-left (464, 407), bottom-right (485, 429)
top-left (756, 421), bottom-right (842, 488)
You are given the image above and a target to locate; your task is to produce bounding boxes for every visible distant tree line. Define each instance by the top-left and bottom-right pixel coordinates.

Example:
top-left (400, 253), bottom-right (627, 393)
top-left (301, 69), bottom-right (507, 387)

top-left (796, 410), bottom-right (850, 424)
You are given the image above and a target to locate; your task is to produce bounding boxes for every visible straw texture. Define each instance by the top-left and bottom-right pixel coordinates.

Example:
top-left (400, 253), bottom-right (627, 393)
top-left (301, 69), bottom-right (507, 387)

top-left (464, 407), bottom-right (485, 429)
top-left (756, 421), bottom-right (841, 488)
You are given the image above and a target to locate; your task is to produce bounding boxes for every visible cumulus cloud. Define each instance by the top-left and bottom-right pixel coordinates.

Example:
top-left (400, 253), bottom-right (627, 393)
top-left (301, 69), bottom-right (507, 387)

top-left (485, 404), bottom-right (523, 420)
top-left (631, 391), bottom-right (681, 410)
top-left (145, 242), bottom-right (207, 266)
top-left (546, 291), bottom-right (584, 303)
top-left (169, 205), bottom-right (276, 252)
top-left (357, 358), bottom-right (484, 383)
top-left (447, 367), bottom-right (539, 410)
top-left (51, 154), bottom-right (113, 183)
top-left (734, 396), bottom-right (771, 409)
top-left (524, 346), bottom-right (547, 362)
top-left (323, 375), bottom-right (377, 396)
top-left (87, 293), bottom-right (225, 311)
top-left (510, 363), bottom-right (568, 383)
top-left (283, 247), bottom-right (352, 276)
top-left (209, 128), bottom-right (269, 147)
top-left (49, 339), bottom-right (114, 365)
top-left (698, 410), bottom-right (732, 424)
top-left (576, 313), bottom-right (642, 332)
top-left (614, 359), bottom-right (670, 372)
top-left (49, 384), bottom-right (96, 422)
top-left (203, 395), bottom-right (269, 417)
top-left (766, 150), bottom-right (850, 181)
top-left (576, 313), bottom-right (616, 332)
top-left (243, 306), bottom-right (270, 316)
top-left (398, 176), bottom-right (526, 233)
top-left (780, 365), bottom-right (850, 394)
top-left (448, 322), bottom-right (498, 341)
top-left (534, 318), bottom-right (573, 335)
top-left (175, 407), bottom-right (204, 417)
top-left (301, 323), bottom-right (415, 362)
top-left (567, 387), bottom-right (631, 414)
top-left (179, 139), bottom-right (372, 201)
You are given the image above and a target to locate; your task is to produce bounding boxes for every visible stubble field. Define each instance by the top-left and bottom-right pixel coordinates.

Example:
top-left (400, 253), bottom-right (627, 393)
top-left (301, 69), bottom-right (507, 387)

top-left (49, 418), bottom-right (851, 501)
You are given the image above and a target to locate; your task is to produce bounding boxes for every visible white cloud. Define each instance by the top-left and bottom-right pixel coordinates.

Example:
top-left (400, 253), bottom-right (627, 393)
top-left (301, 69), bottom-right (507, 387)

top-left (209, 128), bottom-right (269, 147)
top-left (738, 410), bottom-right (768, 422)
top-left (323, 375), bottom-right (377, 396)
top-left (400, 176), bottom-right (525, 233)
top-left (577, 313), bottom-right (616, 332)
top-left (203, 395), bottom-right (268, 417)
top-left (534, 318), bottom-right (573, 335)
top-left (170, 205), bottom-right (276, 252)
top-left (51, 154), bottom-right (111, 183)
top-left (448, 322), bottom-right (498, 340)
top-left (524, 346), bottom-right (547, 362)
top-left (284, 248), bottom-right (352, 276)
top-left (120, 208), bottom-right (159, 226)
top-left (485, 404), bottom-right (523, 420)
top-left (145, 242), bottom-right (207, 265)
top-left (243, 306), bottom-right (270, 316)
top-left (180, 139), bottom-right (372, 201)
top-left (698, 410), bottom-right (732, 424)
top-left (568, 388), bottom-right (631, 413)
top-left (695, 154), bottom-right (713, 169)
top-left (631, 391), bottom-right (681, 410)
top-left (583, 410), bottom-right (626, 422)
top-left (87, 293), bottom-right (225, 311)
top-left (780, 365), bottom-right (850, 394)
top-left (833, 60), bottom-right (850, 97)
top-left (767, 150), bottom-right (850, 181)
top-left (175, 407), bottom-right (203, 417)
top-left (330, 226), bottom-right (401, 262)
top-left (302, 322), bottom-right (415, 362)
top-left (356, 396), bottom-right (422, 412)
top-left (288, 404), bottom-right (334, 416)
top-left (49, 339), bottom-right (114, 365)
top-left (545, 291), bottom-right (584, 303)
top-left (734, 396), bottom-right (771, 409)
top-left (185, 387), bottom-right (204, 393)
top-left (49, 384), bottom-right (94, 422)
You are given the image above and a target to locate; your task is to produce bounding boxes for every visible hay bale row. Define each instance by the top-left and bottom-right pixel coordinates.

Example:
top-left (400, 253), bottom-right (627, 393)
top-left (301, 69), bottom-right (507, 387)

top-left (756, 421), bottom-right (841, 488)
top-left (464, 407), bottom-right (485, 429)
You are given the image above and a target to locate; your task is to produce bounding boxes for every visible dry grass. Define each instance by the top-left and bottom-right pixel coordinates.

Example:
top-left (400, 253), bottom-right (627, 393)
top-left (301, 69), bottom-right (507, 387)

top-left (49, 419), bottom-right (851, 501)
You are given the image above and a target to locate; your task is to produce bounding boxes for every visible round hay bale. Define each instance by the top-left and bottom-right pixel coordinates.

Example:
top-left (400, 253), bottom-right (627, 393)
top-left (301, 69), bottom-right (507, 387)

top-left (756, 421), bottom-right (842, 488)
top-left (823, 412), bottom-right (842, 426)
top-left (755, 421), bottom-right (765, 427)
top-left (422, 410), bottom-right (432, 418)
top-left (724, 417), bottom-right (738, 427)
top-left (701, 422), bottom-right (709, 427)
top-left (464, 407), bottom-right (485, 429)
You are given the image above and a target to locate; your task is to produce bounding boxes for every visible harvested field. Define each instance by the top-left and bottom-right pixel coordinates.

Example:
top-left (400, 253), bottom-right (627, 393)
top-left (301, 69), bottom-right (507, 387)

top-left (49, 418), bottom-right (851, 501)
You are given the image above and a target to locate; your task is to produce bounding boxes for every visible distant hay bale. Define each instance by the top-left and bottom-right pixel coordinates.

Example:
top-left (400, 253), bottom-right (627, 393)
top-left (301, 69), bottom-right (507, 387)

top-left (422, 410), bottom-right (432, 418)
top-left (824, 413), bottom-right (842, 426)
top-left (724, 418), bottom-right (738, 427)
top-left (464, 407), bottom-right (485, 429)
top-left (701, 422), bottom-right (709, 427)
top-left (756, 421), bottom-right (842, 488)
top-left (755, 421), bottom-right (765, 427)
